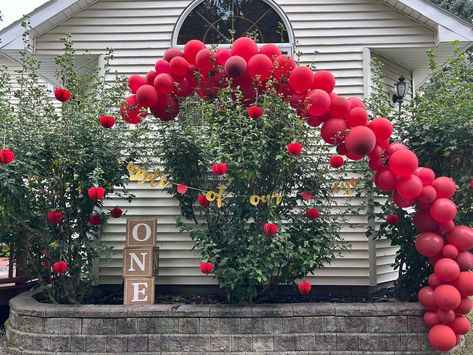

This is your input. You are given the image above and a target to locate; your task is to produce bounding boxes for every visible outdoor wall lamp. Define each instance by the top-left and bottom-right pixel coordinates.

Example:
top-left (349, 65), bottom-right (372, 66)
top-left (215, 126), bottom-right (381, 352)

top-left (393, 75), bottom-right (407, 104)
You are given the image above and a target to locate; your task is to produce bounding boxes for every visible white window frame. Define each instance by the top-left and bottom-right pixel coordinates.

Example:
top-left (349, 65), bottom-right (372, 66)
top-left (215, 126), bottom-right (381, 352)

top-left (171, 0), bottom-right (295, 55)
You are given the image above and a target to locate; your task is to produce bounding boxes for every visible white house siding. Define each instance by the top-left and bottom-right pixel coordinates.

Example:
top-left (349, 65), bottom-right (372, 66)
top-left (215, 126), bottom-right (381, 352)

top-left (32, 0), bottom-right (437, 286)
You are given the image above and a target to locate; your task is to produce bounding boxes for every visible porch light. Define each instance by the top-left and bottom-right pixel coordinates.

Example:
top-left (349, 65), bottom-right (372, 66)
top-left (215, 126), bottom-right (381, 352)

top-left (393, 76), bottom-right (407, 104)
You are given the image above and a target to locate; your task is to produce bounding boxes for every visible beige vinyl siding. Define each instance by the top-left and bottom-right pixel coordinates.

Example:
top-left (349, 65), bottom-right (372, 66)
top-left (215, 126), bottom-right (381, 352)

top-left (32, 0), bottom-right (437, 286)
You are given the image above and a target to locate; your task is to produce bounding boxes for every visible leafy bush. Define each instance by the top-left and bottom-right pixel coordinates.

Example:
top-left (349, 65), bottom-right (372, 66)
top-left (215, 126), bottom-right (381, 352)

top-left (0, 29), bottom-right (135, 303)
top-left (150, 82), bottom-right (345, 304)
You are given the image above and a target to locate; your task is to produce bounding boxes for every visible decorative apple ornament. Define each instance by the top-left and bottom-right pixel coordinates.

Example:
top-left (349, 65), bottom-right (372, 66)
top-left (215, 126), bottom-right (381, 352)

top-left (306, 208), bottom-right (319, 220)
top-left (54, 87), bottom-right (71, 102)
top-left (386, 214), bottom-right (399, 225)
top-left (212, 163), bottom-right (227, 176)
top-left (0, 149), bottom-right (15, 164)
top-left (47, 210), bottom-right (63, 223)
top-left (88, 186), bottom-right (106, 201)
top-left (52, 261), bottom-right (68, 274)
top-left (110, 208), bottom-right (123, 218)
top-left (199, 261), bottom-right (213, 275)
top-left (99, 115), bottom-right (115, 128)
top-left (287, 142), bottom-right (303, 156)
top-left (263, 223), bottom-right (278, 236)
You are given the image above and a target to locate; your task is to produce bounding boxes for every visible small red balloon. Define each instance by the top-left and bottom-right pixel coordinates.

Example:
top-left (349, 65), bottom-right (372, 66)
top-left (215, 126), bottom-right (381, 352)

top-left (52, 261), bottom-right (68, 274)
top-left (392, 189), bottom-right (415, 208)
top-left (110, 208), bottom-right (123, 218)
top-left (287, 142), bottom-right (303, 156)
top-left (169, 56), bottom-right (189, 78)
top-left (418, 286), bottom-right (437, 310)
top-left (374, 168), bottom-right (397, 192)
top-left (423, 311), bottom-right (440, 328)
top-left (248, 106), bottom-right (263, 120)
top-left (452, 272), bottom-right (473, 297)
top-left (430, 198), bottom-right (457, 223)
top-left (306, 208), bottom-right (319, 220)
top-left (455, 297), bottom-right (473, 315)
top-left (437, 308), bottom-right (456, 324)
top-left (196, 48), bottom-right (216, 73)
top-left (47, 210), bottom-right (63, 224)
top-left (448, 315), bottom-right (471, 335)
top-left (198, 194), bottom-right (210, 207)
top-left (386, 214), bottom-right (399, 225)
top-left (212, 163), bottom-right (227, 176)
top-left (298, 281), bottom-right (312, 294)
top-left (329, 95), bottom-right (349, 118)
top-left (88, 186), bottom-right (105, 201)
top-left (442, 244), bottom-right (459, 259)
top-left (216, 48), bottom-right (231, 65)
top-left (154, 73), bottom-right (175, 95)
top-left (389, 149), bottom-right (418, 177)
top-left (428, 273), bottom-right (443, 289)
top-left (155, 59), bottom-right (171, 74)
top-left (329, 156), bottom-right (344, 169)
top-left (347, 97), bottom-right (365, 110)
top-left (456, 251), bottom-right (473, 271)
top-left (263, 223), bottom-right (278, 236)
top-left (308, 89), bottom-right (331, 116)
top-left (177, 184), bottom-right (188, 195)
top-left (416, 167), bottom-right (436, 186)
top-left (89, 214), bottom-right (101, 226)
top-left (0, 149), bottom-right (15, 164)
top-left (199, 261), bottom-right (213, 274)
top-left (99, 115), bottom-right (115, 129)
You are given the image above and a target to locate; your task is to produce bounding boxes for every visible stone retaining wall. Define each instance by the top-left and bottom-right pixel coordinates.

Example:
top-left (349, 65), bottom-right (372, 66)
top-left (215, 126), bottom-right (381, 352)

top-left (5, 291), bottom-right (444, 354)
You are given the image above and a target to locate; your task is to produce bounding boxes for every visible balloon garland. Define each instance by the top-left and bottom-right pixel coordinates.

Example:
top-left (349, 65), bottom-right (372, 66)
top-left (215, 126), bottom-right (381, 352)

top-left (24, 36), bottom-right (469, 351)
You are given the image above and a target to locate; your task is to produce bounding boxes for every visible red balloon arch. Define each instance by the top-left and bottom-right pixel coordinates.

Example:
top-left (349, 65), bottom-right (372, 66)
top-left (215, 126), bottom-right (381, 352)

top-left (118, 37), bottom-right (473, 352)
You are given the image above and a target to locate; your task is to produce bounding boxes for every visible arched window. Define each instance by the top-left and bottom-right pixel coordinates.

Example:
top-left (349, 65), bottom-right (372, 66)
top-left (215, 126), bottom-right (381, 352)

top-left (174, 0), bottom-right (293, 51)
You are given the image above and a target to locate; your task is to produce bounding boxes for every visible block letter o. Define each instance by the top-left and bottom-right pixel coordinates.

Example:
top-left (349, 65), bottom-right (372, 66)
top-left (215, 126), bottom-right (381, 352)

top-left (132, 223), bottom-right (152, 242)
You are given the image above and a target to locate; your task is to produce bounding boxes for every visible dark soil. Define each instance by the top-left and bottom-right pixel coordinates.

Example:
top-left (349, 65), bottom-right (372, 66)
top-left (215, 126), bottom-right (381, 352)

top-left (33, 285), bottom-right (399, 305)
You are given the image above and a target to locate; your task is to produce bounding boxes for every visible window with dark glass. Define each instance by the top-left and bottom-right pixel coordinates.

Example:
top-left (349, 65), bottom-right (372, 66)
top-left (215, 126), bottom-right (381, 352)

top-left (177, 0), bottom-right (290, 45)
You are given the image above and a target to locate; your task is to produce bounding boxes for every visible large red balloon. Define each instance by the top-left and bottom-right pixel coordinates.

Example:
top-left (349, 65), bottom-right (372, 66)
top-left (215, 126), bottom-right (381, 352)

top-left (155, 59), bottom-right (171, 74)
top-left (346, 107), bottom-right (368, 127)
top-left (169, 56), bottom-right (189, 78)
top-left (163, 48), bottom-right (183, 62)
top-left (452, 272), bottom-right (473, 297)
top-left (308, 89), bottom-right (331, 116)
top-left (434, 284), bottom-right (461, 310)
top-left (329, 94), bottom-right (349, 118)
top-left (196, 48), bottom-right (216, 73)
top-left (216, 48), bottom-right (231, 65)
top-left (150, 95), bottom-right (179, 121)
top-left (424, 311), bottom-right (440, 328)
top-left (183, 39), bottom-right (206, 65)
top-left (389, 149), bottom-right (419, 177)
top-left (446, 226), bottom-right (473, 252)
top-left (428, 325), bottom-right (457, 351)
top-left (416, 167), bottom-right (436, 186)
top-left (135, 85), bottom-right (158, 108)
top-left (413, 210), bottom-right (438, 232)
top-left (374, 168), bottom-right (397, 192)
top-left (418, 286), bottom-right (437, 310)
top-left (248, 54), bottom-right (273, 80)
top-left (370, 117), bottom-right (393, 142)
top-left (231, 37), bottom-right (258, 62)
top-left (415, 232), bottom-right (444, 257)
top-left (146, 70), bottom-right (158, 85)
top-left (448, 315), bottom-right (471, 335)
top-left (320, 119), bottom-right (347, 144)
top-left (154, 73), bottom-right (175, 95)
top-left (434, 258), bottom-right (460, 282)
top-left (259, 44), bottom-right (282, 59)
top-left (347, 97), bottom-right (365, 110)
top-left (312, 70), bottom-right (335, 93)
top-left (344, 126), bottom-right (376, 156)
top-left (455, 297), bottom-right (473, 315)
top-left (456, 251), bottom-right (473, 271)
top-left (127, 75), bottom-right (147, 94)
top-left (290, 66), bottom-right (314, 93)
top-left (396, 174), bottom-right (423, 199)
top-left (386, 142), bottom-right (408, 157)
top-left (432, 177), bottom-right (456, 199)
top-left (442, 244), bottom-right (459, 259)
top-left (120, 95), bottom-right (146, 124)
top-left (392, 189), bottom-right (415, 208)
top-left (273, 55), bottom-right (296, 80)
top-left (430, 198), bottom-right (457, 223)
top-left (225, 56), bottom-right (248, 79)
top-left (418, 185), bottom-right (437, 204)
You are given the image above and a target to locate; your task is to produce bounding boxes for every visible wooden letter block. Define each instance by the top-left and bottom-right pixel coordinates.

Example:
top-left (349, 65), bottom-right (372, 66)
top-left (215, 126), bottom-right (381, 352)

top-left (123, 247), bottom-right (154, 277)
top-left (126, 218), bottom-right (157, 247)
top-left (124, 277), bottom-right (155, 305)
